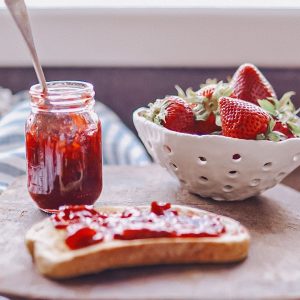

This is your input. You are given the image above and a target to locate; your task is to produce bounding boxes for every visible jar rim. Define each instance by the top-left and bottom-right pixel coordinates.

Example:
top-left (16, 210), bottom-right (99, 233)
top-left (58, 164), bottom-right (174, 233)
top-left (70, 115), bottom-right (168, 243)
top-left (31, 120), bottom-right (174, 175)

top-left (29, 81), bottom-right (94, 98)
top-left (29, 81), bottom-right (95, 112)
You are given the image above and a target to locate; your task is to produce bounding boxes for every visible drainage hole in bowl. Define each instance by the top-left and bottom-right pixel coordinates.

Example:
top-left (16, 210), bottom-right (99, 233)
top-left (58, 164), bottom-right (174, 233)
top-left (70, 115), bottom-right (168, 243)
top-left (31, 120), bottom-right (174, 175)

top-left (293, 153), bottom-right (300, 162)
top-left (249, 178), bottom-right (261, 187)
top-left (198, 156), bottom-right (207, 165)
top-left (263, 162), bottom-right (272, 171)
top-left (228, 170), bottom-right (239, 178)
top-left (223, 185), bottom-right (233, 192)
top-left (147, 141), bottom-right (153, 149)
top-left (163, 145), bottom-right (172, 154)
top-left (179, 179), bottom-right (187, 185)
top-left (232, 154), bottom-right (241, 162)
top-left (199, 176), bottom-right (208, 183)
top-left (169, 162), bottom-right (178, 171)
top-left (276, 172), bottom-right (286, 180)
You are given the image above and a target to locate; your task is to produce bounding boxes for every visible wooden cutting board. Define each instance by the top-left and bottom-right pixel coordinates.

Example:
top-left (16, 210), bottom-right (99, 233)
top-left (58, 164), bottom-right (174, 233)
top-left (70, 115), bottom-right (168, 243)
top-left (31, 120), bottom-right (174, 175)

top-left (0, 165), bottom-right (300, 300)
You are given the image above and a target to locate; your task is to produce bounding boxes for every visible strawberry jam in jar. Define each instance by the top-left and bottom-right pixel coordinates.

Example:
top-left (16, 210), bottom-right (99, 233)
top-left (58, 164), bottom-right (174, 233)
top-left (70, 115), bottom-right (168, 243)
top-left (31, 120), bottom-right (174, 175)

top-left (26, 81), bottom-right (102, 212)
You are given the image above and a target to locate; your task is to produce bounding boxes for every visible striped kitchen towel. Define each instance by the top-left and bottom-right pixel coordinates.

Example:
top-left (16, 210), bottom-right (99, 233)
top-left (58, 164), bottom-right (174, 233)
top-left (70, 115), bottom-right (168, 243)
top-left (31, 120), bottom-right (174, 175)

top-left (0, 91), bottom-right (150, 192)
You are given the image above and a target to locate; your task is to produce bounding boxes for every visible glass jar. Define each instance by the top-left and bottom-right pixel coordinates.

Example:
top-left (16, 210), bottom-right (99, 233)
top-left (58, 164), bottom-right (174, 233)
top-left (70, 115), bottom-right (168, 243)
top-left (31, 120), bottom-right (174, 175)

top-left (26, 81), bottom-right (102, 212)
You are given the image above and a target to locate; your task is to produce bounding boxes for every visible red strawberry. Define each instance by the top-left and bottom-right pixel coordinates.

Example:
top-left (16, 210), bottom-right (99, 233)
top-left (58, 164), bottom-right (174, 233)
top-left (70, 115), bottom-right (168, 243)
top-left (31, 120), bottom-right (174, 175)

top-left (219, 97), bottom-right (271, 140)
top-left (175, 82), bottom-right (234, 135)
top-left (146, 96), bottom-right (196, 134)
top-left (273, 121), bottom-right (294, 138)
top-left (192, 87), bottom-right (221, 134)
top-left (230, 63), bottom-right (276, 105)
top-left (192, 109), bottom-right (220, 134)
top-left (257, 92), bottom-right (299, 139)
top-left (197, 83), bottom-right (236, 99)
top-left (197, 84), bottom-right (216, 99)
top-left (193, 83), bottom-right (237, 134)
top-left (193, 83), bottom-right (234, 134)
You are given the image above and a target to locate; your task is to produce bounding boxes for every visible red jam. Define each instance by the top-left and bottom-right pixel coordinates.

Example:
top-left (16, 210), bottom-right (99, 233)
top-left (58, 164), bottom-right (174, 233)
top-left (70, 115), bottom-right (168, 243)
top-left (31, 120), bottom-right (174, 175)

top-left (26, 81), bottom-right (102, 212)
top-left (51, 202), bottom-right (226, 250)
top-left (26, 118), bottom-right (102, 210)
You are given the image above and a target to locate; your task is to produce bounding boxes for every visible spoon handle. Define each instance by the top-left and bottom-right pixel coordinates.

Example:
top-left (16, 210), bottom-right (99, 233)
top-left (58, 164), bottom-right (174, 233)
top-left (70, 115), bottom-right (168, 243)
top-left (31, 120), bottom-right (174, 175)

top-left (5, 0), bottom-right (47, 92)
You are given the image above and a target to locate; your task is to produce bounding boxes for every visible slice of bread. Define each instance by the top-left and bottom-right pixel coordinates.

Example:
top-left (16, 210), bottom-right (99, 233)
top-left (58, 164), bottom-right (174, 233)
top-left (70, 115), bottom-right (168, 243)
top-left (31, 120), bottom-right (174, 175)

top-left (26, 205), bottom-right (250, 279)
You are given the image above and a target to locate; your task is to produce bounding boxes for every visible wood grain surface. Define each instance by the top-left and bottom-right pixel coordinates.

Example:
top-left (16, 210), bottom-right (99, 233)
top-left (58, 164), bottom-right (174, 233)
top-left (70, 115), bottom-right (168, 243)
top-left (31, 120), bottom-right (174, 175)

top-left (0, 165), bottom-right (300, 300)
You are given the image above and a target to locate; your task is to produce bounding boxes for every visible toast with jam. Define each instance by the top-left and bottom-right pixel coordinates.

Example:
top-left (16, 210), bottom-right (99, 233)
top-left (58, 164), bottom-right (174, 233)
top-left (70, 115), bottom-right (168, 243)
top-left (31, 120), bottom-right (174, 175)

top-left (26, 202), bottom-right (250, 279)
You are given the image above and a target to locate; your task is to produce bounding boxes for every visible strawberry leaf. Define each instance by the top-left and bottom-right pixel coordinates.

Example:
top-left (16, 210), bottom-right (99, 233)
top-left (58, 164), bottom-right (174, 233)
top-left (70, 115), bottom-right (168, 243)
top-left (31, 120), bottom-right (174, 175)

top-left (175, 85), bottom-right (186, 99)
top-left (262, 118), bottom-right (289, 141)
top-left (215, 114), bottom-right (222, 127)
top-left (175, 85), bottom-right (201, 104)
top-left (145, 99), bottom-right (170, 125)
top-left (258, 99), bottom-right (276, 116)
top-left (278, 91), bottom-right (296, 112)
top-left (267, 131), bottom-right (286, 142)
top-left (195, 111), bottom-right (210, 121)
top-left (259, 91), bottom-right (300, 139)
top-left (268, 117), bottom-right (276, 132)
top-left (287, 121), bottom-right (300, 136)
top-left (212, 82), bottom-right (233, 101)
top-left (256, 133), bottom-right (266, 140)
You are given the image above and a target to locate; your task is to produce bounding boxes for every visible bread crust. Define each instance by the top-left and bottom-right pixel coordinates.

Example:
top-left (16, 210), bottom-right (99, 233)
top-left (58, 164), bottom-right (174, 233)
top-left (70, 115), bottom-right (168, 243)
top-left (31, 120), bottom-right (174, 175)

top-left (25, 205), bottom-right (250, 279)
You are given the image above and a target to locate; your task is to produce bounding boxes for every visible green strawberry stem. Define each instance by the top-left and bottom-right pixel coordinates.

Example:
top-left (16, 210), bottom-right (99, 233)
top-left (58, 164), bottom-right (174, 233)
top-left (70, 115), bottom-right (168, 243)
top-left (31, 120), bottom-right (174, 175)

top-left (175, 81), bottom-right (232, 123)
top-left (258, 91), bottom-right (300, 138)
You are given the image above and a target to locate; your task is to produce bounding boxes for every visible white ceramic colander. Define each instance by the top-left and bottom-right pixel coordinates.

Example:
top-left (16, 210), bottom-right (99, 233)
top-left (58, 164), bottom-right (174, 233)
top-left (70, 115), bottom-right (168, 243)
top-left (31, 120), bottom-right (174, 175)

top-left (133, 108), bottom-right (300, 201)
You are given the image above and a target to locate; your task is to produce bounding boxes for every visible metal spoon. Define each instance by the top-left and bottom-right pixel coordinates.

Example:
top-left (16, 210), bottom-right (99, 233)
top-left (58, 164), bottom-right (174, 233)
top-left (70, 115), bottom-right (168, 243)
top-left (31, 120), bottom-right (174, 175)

top-left (5, 0), bottom-right (47, 92)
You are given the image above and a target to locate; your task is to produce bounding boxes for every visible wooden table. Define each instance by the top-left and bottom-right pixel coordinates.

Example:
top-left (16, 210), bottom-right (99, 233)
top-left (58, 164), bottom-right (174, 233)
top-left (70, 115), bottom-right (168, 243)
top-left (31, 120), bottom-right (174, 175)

top-left (0, 165), bottom-right (300, 300)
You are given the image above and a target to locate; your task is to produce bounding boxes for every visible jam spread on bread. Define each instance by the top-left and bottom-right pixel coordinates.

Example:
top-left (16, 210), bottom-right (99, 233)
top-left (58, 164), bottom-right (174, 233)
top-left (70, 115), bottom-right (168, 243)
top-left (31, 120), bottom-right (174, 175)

top-left (51, 202), bottom-right (226, 250)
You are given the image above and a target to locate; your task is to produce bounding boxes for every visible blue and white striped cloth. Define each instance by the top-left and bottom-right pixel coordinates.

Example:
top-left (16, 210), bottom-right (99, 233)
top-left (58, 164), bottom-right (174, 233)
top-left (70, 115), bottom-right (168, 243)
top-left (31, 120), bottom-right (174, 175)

top-left (0, 91), bottom-right (150, 192)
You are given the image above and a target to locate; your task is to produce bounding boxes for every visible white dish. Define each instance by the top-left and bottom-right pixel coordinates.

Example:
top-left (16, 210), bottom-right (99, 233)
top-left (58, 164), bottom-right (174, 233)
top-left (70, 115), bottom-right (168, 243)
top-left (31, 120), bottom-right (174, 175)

top-left (133, 108), bottom-right (300, 201)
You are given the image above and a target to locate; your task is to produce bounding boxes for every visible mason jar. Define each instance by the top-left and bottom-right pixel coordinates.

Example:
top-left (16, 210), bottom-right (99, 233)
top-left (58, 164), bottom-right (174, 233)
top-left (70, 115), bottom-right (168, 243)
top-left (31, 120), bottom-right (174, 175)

top-left (26, 81), bottom-right (102, 212)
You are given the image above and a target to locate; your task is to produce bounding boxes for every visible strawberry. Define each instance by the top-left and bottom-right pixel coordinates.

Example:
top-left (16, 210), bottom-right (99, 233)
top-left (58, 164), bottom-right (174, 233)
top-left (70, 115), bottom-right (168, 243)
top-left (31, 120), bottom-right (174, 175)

top-left (197, 82), bottom-right (236, 99)
top-left (230, 63), bottom-right (276, 105)
top-left (198, 84), bottom-right (216, 99)
top-left (273, 121), bottom-right (294, 138)
top-left (195, 111), bottom-right (220, 135)
top-left (144, 96), bottom-right (196, 134)
top-left (194, 83), bottom-right (238, 134)
top-left (176, 81), bottom-right (233, 134)
top-left (219, 97), bottom-right (271, 140)
top-left (258, 91), bottom-right (300, 139)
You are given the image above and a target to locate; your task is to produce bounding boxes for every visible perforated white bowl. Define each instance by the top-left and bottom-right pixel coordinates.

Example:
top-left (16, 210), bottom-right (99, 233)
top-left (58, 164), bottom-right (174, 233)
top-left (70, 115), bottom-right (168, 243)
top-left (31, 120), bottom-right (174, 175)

top-left (133, 108), bottom-right (300, 201)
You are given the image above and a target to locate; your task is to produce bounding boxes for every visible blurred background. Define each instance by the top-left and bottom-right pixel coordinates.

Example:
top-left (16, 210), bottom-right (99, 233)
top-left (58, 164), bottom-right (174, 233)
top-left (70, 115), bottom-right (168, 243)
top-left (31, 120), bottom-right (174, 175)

top-left (1, 0), bottom-right (300, 131)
